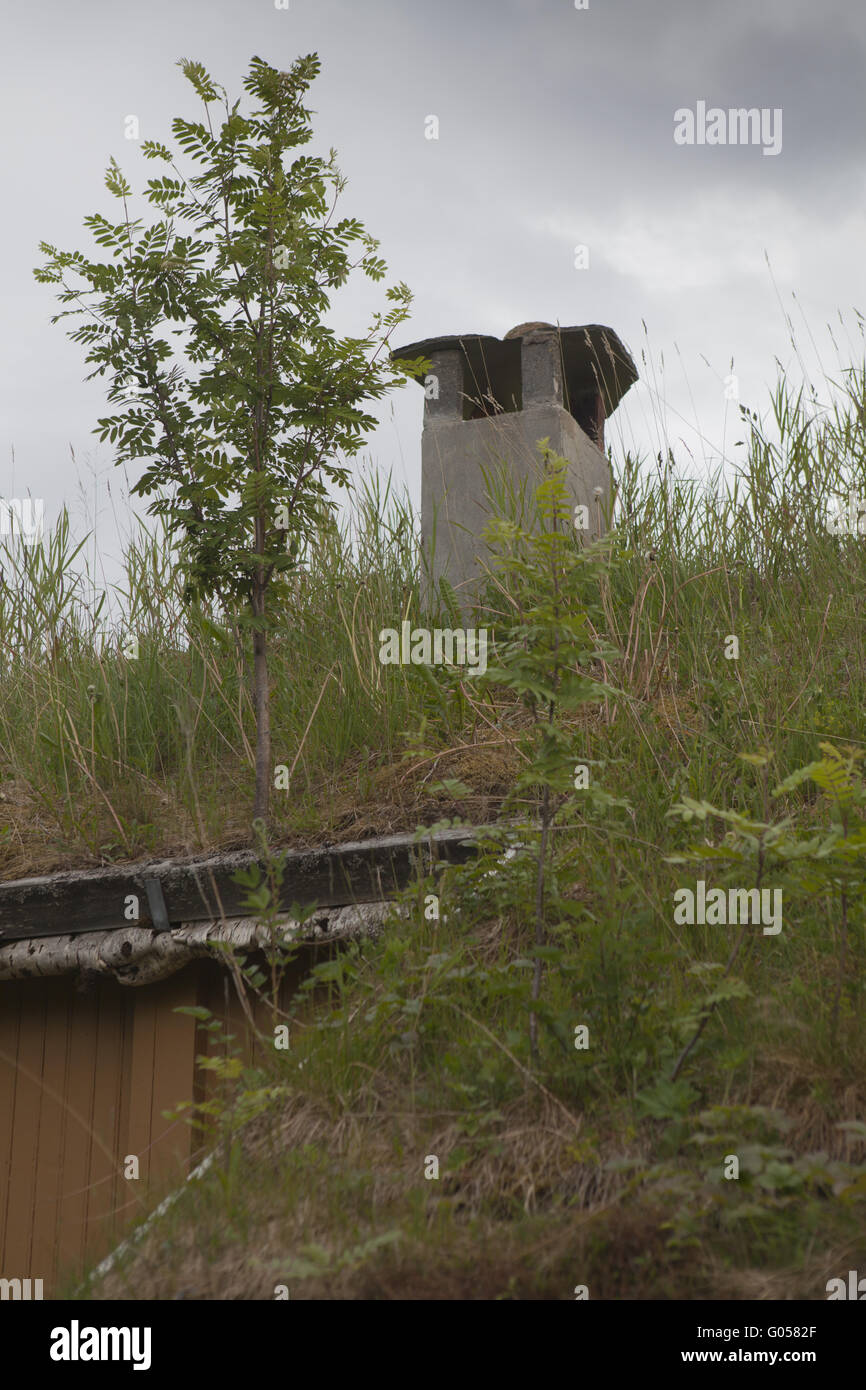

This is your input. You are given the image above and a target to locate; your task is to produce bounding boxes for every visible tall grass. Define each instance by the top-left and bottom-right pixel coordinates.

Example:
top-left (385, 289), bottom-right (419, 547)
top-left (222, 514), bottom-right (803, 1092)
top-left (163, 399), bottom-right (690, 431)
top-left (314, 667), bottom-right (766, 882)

top-left (0, 473), bottom-right (465, 871)
top-left (70, 328), bottom-right (866, 1303)
top-left (1, 325), bottom-right (864, 880)
top-left (9, 316), bottom-right (861, 1300)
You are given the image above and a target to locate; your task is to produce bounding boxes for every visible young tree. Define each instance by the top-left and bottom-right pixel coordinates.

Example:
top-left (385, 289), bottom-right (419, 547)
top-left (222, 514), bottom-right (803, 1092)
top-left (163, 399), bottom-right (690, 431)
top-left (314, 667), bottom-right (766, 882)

top-left (35, 53), bottom-right (423, 825)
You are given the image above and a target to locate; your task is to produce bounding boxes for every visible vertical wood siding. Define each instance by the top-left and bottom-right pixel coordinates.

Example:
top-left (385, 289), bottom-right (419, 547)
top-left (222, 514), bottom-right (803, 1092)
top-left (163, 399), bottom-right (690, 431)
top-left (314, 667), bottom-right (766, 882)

top-left (0, 952), bottom-right (308, 1296)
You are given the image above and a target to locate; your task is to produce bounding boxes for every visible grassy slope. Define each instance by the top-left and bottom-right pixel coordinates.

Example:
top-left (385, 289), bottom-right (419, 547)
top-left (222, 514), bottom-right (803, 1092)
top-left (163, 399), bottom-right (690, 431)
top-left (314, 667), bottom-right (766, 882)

top-left (6, 352), bottom-right (866, 1299)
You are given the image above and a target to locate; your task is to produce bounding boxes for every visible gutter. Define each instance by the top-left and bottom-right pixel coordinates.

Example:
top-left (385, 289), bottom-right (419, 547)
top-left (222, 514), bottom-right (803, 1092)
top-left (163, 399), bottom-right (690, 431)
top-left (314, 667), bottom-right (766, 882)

top-left (0, 825), bottom-right (485, 943)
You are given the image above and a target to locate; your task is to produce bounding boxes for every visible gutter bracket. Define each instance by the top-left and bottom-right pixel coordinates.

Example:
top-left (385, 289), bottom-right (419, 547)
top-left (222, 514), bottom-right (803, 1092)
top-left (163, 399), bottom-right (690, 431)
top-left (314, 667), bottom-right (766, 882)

top-left (143, 876), bottom-right (171, 933)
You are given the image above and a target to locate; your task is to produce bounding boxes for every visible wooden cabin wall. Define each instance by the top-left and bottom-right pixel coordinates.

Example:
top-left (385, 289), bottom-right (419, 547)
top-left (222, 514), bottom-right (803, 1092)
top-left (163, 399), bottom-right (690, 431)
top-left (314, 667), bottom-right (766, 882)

top-left (0, 947), bottom-right (313, 1296)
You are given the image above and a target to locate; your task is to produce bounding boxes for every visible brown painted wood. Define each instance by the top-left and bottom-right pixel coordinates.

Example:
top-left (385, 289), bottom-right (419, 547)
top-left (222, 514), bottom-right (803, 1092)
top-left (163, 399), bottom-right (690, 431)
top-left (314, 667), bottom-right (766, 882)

top-left (0, 968), bottom-right (213, 1291)
top-left (0, 825), bottom-right (486, 941)
top-left (56, 983), bottom-right (99, 1282)
top-left (147, 970), bottom-right (197, 1181)
top-left (4, 983), bottom-right (47, 1280)
top-left (29, 978), bottom-right (70, 1289)
top-left (0, 931), bottom-right (430, 1293)
top-left (126, 988), bottom-right (157, 1189)
top-left (83, 984), bottom-right (127, 1278)
top-left (0, 983), bottom-right (22, 1272)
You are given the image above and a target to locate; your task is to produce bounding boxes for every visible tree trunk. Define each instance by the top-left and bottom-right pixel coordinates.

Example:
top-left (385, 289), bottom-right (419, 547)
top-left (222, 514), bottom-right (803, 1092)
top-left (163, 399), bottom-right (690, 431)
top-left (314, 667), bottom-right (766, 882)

top-left (252, 564), bottom-right (271, 826)
top-left (530, 782), bottom-right (550, 1068)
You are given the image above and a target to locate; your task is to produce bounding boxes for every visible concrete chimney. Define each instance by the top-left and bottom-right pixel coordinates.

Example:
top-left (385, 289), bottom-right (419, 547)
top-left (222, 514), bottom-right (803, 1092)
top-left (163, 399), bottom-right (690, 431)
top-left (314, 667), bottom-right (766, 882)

top-left (392, 322), bottom-right (638, 610)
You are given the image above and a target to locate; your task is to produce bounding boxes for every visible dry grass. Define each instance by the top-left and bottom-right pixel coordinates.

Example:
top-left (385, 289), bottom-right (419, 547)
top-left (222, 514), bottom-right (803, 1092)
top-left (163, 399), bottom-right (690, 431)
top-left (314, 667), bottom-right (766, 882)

top-left (81, 1077), bottom-right (864, 1301)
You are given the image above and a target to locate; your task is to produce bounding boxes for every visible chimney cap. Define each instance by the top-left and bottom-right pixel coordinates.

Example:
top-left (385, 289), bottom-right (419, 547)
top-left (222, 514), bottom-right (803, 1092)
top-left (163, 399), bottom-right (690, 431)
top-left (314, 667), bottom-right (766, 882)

top-left (503, 321), bottom-right (557, 338)
top-left (392, 323), bottom-right (638, 415)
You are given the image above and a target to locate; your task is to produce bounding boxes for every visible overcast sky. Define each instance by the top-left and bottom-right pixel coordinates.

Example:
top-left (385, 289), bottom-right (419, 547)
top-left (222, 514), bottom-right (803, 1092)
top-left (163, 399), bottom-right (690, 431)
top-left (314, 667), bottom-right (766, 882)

top-left (2, 0), bottom-right (864, 591)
